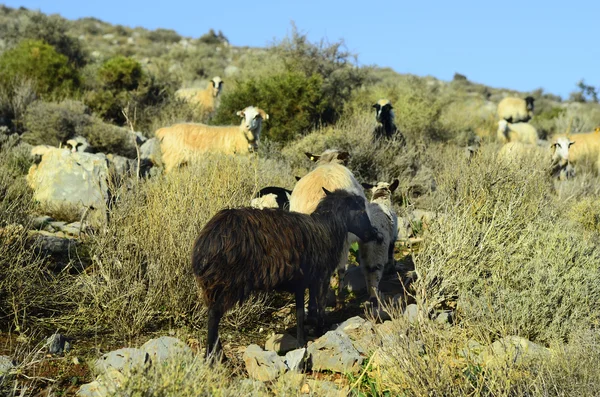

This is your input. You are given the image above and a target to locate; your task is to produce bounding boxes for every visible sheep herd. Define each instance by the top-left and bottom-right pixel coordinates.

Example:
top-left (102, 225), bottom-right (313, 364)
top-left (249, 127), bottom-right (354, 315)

top-left (156, 77), bottom-right (598, 361)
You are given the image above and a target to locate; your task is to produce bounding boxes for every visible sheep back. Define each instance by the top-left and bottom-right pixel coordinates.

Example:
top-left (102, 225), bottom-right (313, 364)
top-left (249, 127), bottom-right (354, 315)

top-left (498, 120), bottom-right (538, 145)
top-left (192, 207), bottom-right (344, 310)
top-left (497, 97), bottom-right (533, 123)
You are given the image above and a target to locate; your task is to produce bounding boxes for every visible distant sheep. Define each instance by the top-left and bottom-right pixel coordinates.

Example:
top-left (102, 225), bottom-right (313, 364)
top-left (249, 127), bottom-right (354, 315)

top-left (373, 99), bottom-right (406, 144)
top-left (359, 179), bottom-right (399, 307)
top-left (193, 188), bottom-right (381, 360)
top-left (497, 136), bottom-right (574, 179)
top-left (250, 186), bottom-right (292, 210)
top-left (497, 119), bottom-right (538, 144)
top-left (497, 96), bottom-right (535, 123)
top-left (290, 149), bottom-right (373, 310)
top-left (175, 76), bottom-right (223, 115)
top-left (155, 106), bottom-right (268, 173)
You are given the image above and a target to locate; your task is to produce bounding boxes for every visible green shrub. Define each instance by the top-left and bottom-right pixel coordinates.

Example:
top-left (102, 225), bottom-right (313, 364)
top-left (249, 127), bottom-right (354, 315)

top-left (1, 11), bottom-right (87, 67)
top-left (213, 71), bottom-right (324, 143)
top-left (0, 39), bottom-right (80, 98)
top-left (80, 120), bottom-right (136, 157)
top-left (198, 29), bottom-right (228, 45)
top-left (97, 56), bottom-right (144, 91)
top-left (22, 100), bottom-right (91, 146)
top-left (145, 28), bottom-right (181, 44)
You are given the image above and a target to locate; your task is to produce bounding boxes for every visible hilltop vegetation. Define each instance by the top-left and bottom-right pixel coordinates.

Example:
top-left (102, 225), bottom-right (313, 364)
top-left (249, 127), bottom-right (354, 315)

top-left (1, 5), bottom-right (600, 396)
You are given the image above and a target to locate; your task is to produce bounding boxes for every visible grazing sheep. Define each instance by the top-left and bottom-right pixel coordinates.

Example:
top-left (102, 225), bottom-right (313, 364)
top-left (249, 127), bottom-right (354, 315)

top-left (175, 76), bottom-right (223, 115)
top-left (193, 188), bottom-right (382, 360)
top-left (497, 119), bottom-right (538, 144)
top-left (552, 130), bottom-right (600, 173)
top-left (497, 136), bottom-right (574, 179)
top-left (156, 106), bottom-right (268, 173)
top-left (372, 99), bottom-right (406, 144)
top-left (359, 179), bottom-right (399, 307)
top-left (250, 186), bottom-right (292, 210)
top-left (497, 96), bottom-right (535, 123)
top-left (290, 149), bottom-right (371, 310)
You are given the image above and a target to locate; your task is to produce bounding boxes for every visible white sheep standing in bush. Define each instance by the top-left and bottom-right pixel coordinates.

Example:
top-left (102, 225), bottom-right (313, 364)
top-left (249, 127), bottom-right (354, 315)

top-left (175, 76), bottom-right (223, 116)
top-left (498, 136), bottom-right (574, 179)
top-left (359, 179), bottom-right (399, 308)
top-left (155, 106), bottom-right (268, 173)
top-left (497, 119), bottom-right (538, 144)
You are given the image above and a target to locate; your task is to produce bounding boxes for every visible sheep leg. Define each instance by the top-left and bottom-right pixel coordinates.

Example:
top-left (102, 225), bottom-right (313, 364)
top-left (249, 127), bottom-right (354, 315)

top-left (362, 262), bottom-right (384, 307)
top-left (295, 287), bottom-right (306, 347)
top-left (387, 242), bottom-right (395, 268)
top-left (206, 305), bottom-right (224, 362)
top-left (315, 278), bottom-right (330, 336)
top-left (334, 239), bottom-right (351, 310)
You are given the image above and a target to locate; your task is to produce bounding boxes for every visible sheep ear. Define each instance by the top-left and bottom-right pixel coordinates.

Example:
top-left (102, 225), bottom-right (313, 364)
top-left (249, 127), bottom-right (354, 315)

top-left (236, 110), bottom-right (244, 117)
top-left (305, 152), bottom-right (320, 162)
top-left (322, 187), bottom-right (332, 195)
top-left (389, 179), bottom-right (400, 192)
top-left (361, 182), bottom-right (374, 190)
top-left (295, 175), bottom-right (302, 181)
top-left (569, 141), bottom-right (575, 147)
top-left (258, 109), bottom-right (269, 120)
top-left (372, 103), bottom-right (379, 109)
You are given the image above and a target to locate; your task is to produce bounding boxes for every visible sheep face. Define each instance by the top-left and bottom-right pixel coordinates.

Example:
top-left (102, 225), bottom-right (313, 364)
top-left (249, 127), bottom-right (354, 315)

top-left (550, 137), bottom-right (574, 179)
top-left (210, 76), bottom-right (223, 98)
top-left (373, 99), bottom-right (394, 123)
top-left (323, 188), bottom-right (380, 243)
top-left (361, 179), bottom-right (399, 201)
top-left (525, 96), bottom-right (535, 112)
top-left (236, 106), bottom-right (269, 152)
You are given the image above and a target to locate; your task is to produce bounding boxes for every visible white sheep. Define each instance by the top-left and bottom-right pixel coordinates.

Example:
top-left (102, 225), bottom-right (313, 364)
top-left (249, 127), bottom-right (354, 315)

top-left (358, 179), bottom-right (399, 307)
top-left (289, 149), bottom-right (374, 310)
top-left (497, 119), bottom-right (538, 144)
top-left (155, 106), bottom-right (268, 173)
top-left (175, 76), bottom-right (223, 116)
top-left (372, 99), bottom-right (405, 143)
top-left (553, 130), bottom-right (600, 174)
top-left (498, 136), bottom-right (574, 179)
top-left (497, 96), bottom-right (535, 123)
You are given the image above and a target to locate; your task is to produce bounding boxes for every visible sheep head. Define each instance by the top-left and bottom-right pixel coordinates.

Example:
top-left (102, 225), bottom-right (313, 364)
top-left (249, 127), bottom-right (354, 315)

top-left (236, 106), bottom-right (268, 152)
top-left (373, 99), bottom-right (394, 124)
top-left (524, 96), bottom-right (535, 112)
top-left (361, 179), bottom-right (399, 201)
top-left (550, 136), bottom-right (574, 179)
top-left (305, 149), bottom-right (350, 165)
top-left (210, 76), bottom-right (223, 98)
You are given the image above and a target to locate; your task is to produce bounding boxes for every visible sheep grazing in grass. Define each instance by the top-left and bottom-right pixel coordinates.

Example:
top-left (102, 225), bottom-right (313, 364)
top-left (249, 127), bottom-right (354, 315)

top-left (250, 186), bottom-right (292, 210)
top-left (497, 119), bottom-right (538, 144)
top-left (359, 179), bottom-right (399, 307)
top-left (372, 99), bottom-right (406, 144)
top-left (497, 96), bottom-right (535, 123)
top-left (290, 149), bottom-right (372, 310)
top-left (155, 106), bottom-right (268, 173)
top-left (498, 136), bottom-right (574, 179)
top-left (192, 188), bottom-right (382, 361)
top-left (175, 76), bottom-right (223, 115)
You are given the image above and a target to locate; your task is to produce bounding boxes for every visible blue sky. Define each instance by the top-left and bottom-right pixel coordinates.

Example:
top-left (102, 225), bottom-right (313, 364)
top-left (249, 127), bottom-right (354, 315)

top-left (4, 1), bottom-right (598, 99)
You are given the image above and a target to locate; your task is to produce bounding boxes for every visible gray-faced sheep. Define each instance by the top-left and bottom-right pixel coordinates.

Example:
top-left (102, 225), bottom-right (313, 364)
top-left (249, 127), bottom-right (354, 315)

top-left (175, 76), bottom-right (223, 116)
top-left (373, 99), bottom-right (406, 144)
top-left (250, 186), bottom-right (292, 210)
top-left (192, 188), bottom-right (382, 361)
top-left (155, 106), bottom-right (268, 173)
top-left (359, 179), bottom-right (399, 307)
top-left (497, 119), bottom-right (539, 144)
top-left (497, 96), bottom-right (535, 123)
top-left (65, 136), bottom-right (92, 153)
top-left (289, 149), bottom-right (371, 310)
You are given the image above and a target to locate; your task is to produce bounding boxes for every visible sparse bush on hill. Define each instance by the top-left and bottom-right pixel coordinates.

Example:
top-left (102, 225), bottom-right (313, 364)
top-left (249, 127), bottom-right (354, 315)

top-left (145, 28), bottom-right (181, 44)
top-left (0, 10), bottom-right (88, 67)
top-left (22, 100), bottom-right (91, 147)
top-left (0, 39), bottom-right (80, 99)
top-left (198, 28), bottom-right (228, 45)
top-left (415, 145), bottom-right (600, 344)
